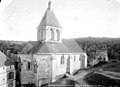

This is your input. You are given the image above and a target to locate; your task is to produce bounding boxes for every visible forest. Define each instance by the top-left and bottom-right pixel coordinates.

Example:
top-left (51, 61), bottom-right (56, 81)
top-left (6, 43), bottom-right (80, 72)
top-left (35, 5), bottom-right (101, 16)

top-left (76, 37), bottom-right (120, 61)
top-left (0, 40), bottom-right (26, 54)
top-left (0, 37), bottom-right (120, 62)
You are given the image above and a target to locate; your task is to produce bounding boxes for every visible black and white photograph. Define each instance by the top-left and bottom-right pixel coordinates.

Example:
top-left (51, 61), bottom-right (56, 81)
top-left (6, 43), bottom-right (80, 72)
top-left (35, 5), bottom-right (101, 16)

top-left (0, 0), bottom-right (120, 87)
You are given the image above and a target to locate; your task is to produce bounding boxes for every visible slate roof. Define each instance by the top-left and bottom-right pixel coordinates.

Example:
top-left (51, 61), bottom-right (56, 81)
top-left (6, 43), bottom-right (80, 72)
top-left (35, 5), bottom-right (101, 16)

top-left (22, 39), bottom-right (84, 54)
top-left (0, 51), bottom-right (13, 66)
top-left (21, 2), bottom-right (83, 54)
top-left (22, 41), bottom-right (36, 53)
top-left (31, 42), bottom-right (68, 54)
top-left (38, 6), bottom-right (61, 28)
top-left (62, 39), bottom-right (84, 53)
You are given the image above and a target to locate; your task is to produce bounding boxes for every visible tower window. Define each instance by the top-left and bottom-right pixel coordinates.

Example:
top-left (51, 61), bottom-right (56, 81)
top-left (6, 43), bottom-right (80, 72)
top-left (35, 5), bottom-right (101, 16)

top-left (41, 30), bottom-right (43, 40)
top-left (56, 30), bottom-right (60, 41)
top-left (50, 28), bottom-right (54, 40)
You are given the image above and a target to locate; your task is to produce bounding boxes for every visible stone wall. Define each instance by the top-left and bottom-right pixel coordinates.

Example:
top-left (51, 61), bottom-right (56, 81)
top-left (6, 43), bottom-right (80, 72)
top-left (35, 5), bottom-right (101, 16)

top-left (17, 54), bottom-right (37, 85)
top-left (52, 53), bottom-right (87, 82)
top-left (18, 53), bottom-right (87, 86)
top-left (33, 54), bottom-right (52, 86)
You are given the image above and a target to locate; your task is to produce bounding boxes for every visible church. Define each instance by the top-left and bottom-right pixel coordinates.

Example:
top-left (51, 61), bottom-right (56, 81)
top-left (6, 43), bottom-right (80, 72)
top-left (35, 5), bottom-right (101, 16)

top-left (17, 1), bottom-right (87, 86)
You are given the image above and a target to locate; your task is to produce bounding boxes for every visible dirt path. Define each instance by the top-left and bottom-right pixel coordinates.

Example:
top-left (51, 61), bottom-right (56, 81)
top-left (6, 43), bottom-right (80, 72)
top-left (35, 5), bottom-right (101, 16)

top-left (65, 71), bottom-right (91, 86)
top-left (94, 70), bottom-right (120, 80)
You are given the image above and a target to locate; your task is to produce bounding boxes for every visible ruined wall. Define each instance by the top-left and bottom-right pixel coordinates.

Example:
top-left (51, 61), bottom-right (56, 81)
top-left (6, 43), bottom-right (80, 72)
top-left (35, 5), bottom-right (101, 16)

top-left (33, 54), bottom-right (52, 86)
top-left (17, 54), bottom-right (37, 85)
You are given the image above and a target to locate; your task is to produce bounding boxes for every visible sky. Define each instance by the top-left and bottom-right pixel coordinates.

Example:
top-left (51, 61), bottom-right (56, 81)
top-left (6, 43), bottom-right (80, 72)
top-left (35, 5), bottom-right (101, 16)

top-left (0, 0), bottom-right (120, 41)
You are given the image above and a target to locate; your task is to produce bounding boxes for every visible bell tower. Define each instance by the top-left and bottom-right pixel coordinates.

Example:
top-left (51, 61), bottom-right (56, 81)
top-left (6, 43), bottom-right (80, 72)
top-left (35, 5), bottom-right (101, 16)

top-left (37, 0), bottom-right (62, 43)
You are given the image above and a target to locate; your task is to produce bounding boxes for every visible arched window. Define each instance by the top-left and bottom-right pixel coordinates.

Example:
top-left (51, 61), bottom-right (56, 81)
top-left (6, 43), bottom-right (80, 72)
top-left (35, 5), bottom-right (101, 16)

top-left (82, 54), bottom-right (85, 59)
top-left (74, 55), bottom-right (76, 61)
top-left (34, 64), bottom-right (37, 73)
top-left (7, 72), bottom-right (14, 80)
top-left (27, 62), bottom-right (31, 70)
top-left (61, 55), bottom-right (65, 64)
top-left (56, 30), bottom-right (60, 41)
top-left (79, 54), bottom-right (81, 61)
top-left (50, 28), bottom-right (54, 40)
top-left (41, 30), bottom-right (43, 40)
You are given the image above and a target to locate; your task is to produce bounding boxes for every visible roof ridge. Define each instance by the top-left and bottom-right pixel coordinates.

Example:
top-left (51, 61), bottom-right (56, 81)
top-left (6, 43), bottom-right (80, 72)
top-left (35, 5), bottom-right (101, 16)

top-left (38, 3), bottom-right (61, 28)
top-left (45, 9), bottom-right (48, 26)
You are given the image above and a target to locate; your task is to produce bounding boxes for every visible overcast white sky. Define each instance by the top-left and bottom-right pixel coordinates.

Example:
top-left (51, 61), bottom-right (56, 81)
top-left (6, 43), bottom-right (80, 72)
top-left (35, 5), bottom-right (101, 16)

top-left (0, 0), bottom-right (120, 41)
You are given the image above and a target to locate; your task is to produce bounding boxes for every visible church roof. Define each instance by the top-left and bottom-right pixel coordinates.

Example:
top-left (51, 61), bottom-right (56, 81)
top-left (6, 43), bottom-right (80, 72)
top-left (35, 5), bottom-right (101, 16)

top-left (62, 39), bottom-right (84, 53)
top-left (21, 1), bottom-right (84, 54)
top-left (22, 41), bottom-right (36, 53)
top-left (38, 1), bottom-right (61, 28)
top-left (22, 39), bottom-right (84, 54)
top-left (31, 42), bottom-right (68, 54)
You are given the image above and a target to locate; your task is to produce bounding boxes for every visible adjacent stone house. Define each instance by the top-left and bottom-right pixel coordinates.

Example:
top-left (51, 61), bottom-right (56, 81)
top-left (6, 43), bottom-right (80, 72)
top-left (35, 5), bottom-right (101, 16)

top-left (95, 50), bottom-right (108, 61)
top-left (18, 1), bottom-right (87, 86)
top-left (90, 50), bottom-right (108, 66)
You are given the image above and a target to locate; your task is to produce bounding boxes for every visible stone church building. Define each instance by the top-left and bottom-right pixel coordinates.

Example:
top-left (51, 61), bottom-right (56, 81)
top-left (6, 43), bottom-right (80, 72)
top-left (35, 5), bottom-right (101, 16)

top-left (17, 1), bottom-right (87, 86)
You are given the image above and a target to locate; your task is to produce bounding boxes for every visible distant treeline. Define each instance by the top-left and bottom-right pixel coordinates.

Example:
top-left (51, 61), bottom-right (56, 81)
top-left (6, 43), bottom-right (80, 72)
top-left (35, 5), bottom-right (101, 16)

top-left (75, 37), bottom-right (120, 61)
top-left (0, 38), bottom-right (120, 61)
top-left (0, 40), bottom-right (26, 54)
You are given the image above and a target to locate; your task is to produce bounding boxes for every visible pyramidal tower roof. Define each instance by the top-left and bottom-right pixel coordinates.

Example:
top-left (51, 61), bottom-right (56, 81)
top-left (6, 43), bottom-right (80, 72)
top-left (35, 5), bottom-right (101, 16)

top-left (38, 0), bottom-right (61, 28)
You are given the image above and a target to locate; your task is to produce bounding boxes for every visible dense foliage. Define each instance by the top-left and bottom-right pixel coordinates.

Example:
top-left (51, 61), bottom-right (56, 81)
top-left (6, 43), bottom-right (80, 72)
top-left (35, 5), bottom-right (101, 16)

top-left (76, 37), bottom-right (120, 61)
top-left (0, 37), bottom-right (120, 61)
top-left (0, 40), bottom-right (26, 54)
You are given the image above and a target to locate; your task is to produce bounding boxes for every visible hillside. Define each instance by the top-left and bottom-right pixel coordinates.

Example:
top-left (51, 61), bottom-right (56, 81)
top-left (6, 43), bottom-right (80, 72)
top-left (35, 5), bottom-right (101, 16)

top-left (84, 61), bottom-right (120, 86)
top-left (0, 40), bottom-right (26, 54)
